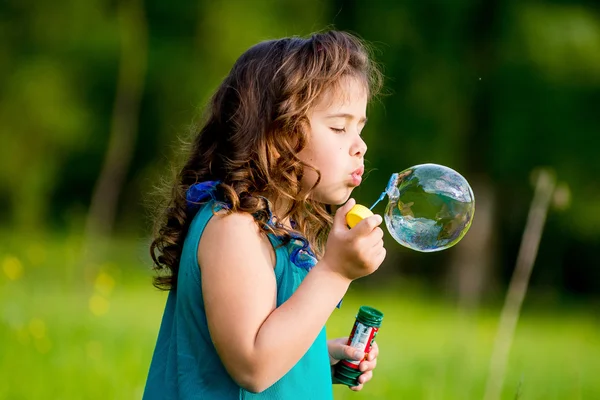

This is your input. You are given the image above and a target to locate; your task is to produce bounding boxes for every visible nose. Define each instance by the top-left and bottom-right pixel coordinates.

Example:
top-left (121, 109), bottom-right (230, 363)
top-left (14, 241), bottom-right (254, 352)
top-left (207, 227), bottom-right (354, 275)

top-left (351, 134), bottom-right (367, 157)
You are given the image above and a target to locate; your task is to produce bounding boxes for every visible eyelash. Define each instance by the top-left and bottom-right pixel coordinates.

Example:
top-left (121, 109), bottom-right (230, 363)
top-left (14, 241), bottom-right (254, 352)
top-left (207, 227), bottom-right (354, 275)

top-left (331, 127), bottom-right (365, 137)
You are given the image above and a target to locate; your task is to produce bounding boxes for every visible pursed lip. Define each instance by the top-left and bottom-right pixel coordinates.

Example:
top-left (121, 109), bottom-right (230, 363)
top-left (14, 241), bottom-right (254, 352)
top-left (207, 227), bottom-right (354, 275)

top-left (351, 166), bottom-right (364, 177)
top-left (349, 165), bottom-right (364, 186)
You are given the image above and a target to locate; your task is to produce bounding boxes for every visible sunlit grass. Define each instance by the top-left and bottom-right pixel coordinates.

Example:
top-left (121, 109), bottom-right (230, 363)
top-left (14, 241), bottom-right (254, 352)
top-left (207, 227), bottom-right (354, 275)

top-left (329, 288), bottom-right (599, 399)
top-left (1, 233), bottom-right (598, 399)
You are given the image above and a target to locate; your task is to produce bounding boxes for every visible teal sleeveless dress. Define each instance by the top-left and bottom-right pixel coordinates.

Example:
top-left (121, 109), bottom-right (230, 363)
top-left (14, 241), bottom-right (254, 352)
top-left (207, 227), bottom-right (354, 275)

top-left (143, 199), bottom-right (333, 399)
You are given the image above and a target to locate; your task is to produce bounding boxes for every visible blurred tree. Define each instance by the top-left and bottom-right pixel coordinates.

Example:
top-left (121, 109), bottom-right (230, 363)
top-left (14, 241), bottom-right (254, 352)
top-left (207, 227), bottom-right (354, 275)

top-left (85, 0), bottom-right (148, 242)
top-left (0, 0), bottom-right (96, 232)
top-left (446, 0), bottom-right (501, 310)
top-left (491, 2), bottom-right (600, 298)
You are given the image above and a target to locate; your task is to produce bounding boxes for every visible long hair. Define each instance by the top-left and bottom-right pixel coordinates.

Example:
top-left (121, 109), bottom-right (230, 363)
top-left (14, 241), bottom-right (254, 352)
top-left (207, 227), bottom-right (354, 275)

top-left (150, 30), bottom-right (383, 290)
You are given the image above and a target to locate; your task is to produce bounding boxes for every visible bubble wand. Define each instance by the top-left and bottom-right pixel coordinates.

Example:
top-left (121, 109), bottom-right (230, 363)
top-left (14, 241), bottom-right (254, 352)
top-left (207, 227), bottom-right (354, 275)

top-left (345, 172), bottom-right (399, 226)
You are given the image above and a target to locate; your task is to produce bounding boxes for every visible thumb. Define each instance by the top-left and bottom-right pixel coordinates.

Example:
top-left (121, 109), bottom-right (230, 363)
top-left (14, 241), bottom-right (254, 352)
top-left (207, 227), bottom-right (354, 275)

top-left (334, 198), bottom-right (356, 228)
top-left (331, 342), bottom-right (365, 362)
top-left (352, 214), bottom-right (383, 237)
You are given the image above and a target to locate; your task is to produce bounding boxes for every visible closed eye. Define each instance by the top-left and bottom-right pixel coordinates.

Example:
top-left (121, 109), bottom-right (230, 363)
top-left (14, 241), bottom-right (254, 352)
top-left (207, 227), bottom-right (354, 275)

top-left (330, 127), bottom-right (346, 133)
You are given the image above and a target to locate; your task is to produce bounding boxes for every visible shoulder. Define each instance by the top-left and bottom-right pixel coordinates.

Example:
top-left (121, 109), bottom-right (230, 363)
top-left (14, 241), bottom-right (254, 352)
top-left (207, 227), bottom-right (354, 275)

top-left (198, 210), bottom-right (276, 268)
top-left (201, 210), bottom-right (262, 247)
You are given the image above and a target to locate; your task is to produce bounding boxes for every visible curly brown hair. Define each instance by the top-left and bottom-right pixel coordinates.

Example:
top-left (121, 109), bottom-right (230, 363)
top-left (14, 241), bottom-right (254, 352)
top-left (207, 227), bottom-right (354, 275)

top-left (150, 30), bottom-right (383, 290)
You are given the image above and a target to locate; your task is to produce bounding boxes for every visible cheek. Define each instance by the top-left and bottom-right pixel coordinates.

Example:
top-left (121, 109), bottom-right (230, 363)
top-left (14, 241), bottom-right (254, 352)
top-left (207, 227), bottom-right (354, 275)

top-left (297, 137), bottom-right (315, 162)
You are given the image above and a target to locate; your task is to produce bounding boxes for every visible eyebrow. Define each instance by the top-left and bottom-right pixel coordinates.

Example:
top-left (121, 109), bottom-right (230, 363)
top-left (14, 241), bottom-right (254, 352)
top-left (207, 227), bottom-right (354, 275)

top-left (325, 113), bottom-right (368, 124)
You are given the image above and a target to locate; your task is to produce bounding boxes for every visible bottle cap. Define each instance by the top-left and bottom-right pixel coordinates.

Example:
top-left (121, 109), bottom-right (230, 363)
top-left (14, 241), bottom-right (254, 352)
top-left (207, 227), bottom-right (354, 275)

top-left (346, 204), bottom-right (374, 228)
top-left (356, 306), bottom-right (384, 327)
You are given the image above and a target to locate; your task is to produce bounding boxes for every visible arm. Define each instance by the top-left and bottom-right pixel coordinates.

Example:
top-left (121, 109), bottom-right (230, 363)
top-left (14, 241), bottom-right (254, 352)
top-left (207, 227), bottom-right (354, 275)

top-left (199, 199), bottom-right (385, 393)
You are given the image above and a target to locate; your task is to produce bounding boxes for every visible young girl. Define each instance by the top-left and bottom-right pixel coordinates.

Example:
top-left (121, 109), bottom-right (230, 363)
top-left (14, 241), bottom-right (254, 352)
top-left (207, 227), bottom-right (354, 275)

top-left (144, 30), bottom-right (386, 399)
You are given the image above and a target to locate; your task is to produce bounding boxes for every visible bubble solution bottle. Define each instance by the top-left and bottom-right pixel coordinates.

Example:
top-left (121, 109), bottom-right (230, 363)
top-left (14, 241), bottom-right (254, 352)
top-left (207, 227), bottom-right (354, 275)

top-left (333, 306), bottom-right (384, 387)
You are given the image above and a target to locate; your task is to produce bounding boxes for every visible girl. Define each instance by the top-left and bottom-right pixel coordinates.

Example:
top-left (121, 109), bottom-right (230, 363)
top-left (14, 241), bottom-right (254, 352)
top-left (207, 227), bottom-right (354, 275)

top-left (144, 30), bottom-right (386, 399)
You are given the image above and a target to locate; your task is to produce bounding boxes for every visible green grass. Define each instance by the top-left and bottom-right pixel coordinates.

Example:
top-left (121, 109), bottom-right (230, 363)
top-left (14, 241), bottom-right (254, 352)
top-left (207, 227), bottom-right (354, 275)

top-left (329, 290), bottom-right (599, 400)
top-left (1, 233), bottom-right (598, 399)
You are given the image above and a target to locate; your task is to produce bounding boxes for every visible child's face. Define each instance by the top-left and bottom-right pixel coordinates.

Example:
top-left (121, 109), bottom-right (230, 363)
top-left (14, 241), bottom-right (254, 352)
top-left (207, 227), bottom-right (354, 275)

top-left (299, 76), bottom-right (368, 205)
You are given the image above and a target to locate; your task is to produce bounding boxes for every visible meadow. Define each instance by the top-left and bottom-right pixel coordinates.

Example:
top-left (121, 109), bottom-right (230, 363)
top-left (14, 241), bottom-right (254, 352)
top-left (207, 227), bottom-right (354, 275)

top-left (1, 233), bottom-right (598, 399)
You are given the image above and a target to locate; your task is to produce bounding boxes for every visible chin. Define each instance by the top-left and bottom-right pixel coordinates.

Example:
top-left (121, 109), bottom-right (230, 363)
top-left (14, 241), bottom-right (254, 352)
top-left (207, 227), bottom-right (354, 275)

top-left (326, 188), bottom-right (354, 205)
top-left (309, 185), bottom-right (355, 205)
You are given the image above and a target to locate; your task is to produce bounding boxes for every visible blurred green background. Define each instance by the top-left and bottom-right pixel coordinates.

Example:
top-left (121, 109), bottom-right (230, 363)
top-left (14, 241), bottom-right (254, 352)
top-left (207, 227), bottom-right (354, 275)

top-left (1, 0), bottom-right (599, 398)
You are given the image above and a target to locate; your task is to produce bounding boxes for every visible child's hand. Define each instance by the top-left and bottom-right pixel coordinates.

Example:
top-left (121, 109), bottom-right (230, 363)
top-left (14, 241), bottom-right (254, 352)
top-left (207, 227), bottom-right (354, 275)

top-left (321, 198), bottom-right (386, 281)
top-left (328, 337), bottom-right (379, 391)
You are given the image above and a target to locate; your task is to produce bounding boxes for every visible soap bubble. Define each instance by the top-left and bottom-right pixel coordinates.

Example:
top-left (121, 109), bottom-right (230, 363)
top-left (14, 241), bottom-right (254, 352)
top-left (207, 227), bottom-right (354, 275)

top-left (384, 164), bottom-right (475, 252)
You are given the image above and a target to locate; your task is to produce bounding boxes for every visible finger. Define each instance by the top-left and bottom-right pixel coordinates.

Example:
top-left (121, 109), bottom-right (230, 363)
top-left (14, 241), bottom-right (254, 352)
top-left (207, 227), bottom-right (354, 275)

top-left (327, 340), bottom-right (346, 362)
top-left (370, 247), bottom-right (387, 265)
top-left (359, 358), bottom-right (377, 372)
top-left (364, 245), bottom-right (386, 267)
top-left (359, 370), bottom-right (373, 384)
top-left (368, 341), bottom-right (379, 360)
top-left (347, 346), bottom-right (365, 361)
top-left (333, 198), bottom-right (356, 229)
top-left (330, 343), bottom-right (364, 362)
top-left (377, 247), bottom-right (387, 264)
top-left (349, 383), bottom-right (363, 391)
top-left (351, 214), bottom-right (383, 237)
top-left (364, 227), bottom-right (384, 248)
top-left (373, 226), bottom-right (384, 241)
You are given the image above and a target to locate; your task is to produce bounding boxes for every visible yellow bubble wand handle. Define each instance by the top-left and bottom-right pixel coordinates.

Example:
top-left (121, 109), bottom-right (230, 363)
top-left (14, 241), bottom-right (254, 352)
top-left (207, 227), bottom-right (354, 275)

top-left (346, 204), bottom-right (374, 228)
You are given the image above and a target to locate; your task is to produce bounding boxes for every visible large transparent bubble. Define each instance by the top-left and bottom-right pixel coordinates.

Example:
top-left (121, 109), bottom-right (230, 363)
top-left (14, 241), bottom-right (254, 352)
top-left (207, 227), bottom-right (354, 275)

top-left (383, 164), bottom-right (475, 252)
